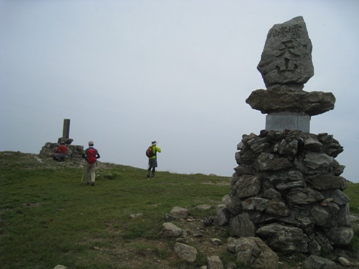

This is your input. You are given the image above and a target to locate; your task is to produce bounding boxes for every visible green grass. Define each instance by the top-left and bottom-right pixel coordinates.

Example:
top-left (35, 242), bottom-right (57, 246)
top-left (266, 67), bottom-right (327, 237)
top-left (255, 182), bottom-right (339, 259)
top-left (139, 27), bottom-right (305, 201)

top-left (2, 151), bottom-right (359, 268)
top-left (0, 152), bottom-right (231, 269)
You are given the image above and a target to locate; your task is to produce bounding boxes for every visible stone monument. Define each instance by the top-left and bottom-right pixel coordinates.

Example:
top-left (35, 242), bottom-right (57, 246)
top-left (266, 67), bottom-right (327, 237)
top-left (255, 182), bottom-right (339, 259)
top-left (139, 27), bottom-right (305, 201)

top-left (246, 16), bottom-right (335, 133)
top-left (218, 16), bottom-right (353, 260)
top-left (39, 119), bottom-right (84, 158)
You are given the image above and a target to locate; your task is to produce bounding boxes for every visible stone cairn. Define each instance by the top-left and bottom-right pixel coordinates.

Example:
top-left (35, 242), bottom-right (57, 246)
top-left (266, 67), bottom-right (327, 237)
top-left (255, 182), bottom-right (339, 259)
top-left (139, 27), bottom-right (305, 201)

top-left (39, 119), bottom-right (83, 158)
top-left (217, 16), bottom-right (354, 258)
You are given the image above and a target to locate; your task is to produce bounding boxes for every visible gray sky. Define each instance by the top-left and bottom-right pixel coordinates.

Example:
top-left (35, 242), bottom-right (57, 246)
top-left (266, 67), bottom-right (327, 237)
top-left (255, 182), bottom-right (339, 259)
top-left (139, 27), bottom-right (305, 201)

top-left (1, 0), bottom-right (358, 181)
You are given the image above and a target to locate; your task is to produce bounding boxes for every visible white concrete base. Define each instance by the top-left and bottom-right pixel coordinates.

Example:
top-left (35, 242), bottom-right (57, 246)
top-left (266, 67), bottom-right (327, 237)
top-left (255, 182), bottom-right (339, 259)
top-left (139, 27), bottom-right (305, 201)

top-left (266, 112), bottom-right (310, 132)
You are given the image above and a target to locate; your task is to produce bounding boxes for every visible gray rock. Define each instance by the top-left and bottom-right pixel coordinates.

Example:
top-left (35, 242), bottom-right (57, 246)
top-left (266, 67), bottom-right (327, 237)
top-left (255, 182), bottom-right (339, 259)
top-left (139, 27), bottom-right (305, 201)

top-left (304, 152), bottom-right (334, 172)
top-left (324, 139), bottom-right (344, 157)
top-left (161, 222), bottom-right (182, 237)
top-left (254, 152), bottom-right (292, 171)
top-left (170, 206), bottom-right (189, 219)
top-left (288, 170), bottom-right (304, 181)
top-left (286, 187), bottom-right (324, 205)
top-left (321, 189), bottom-right (350, 206)
top-left (174, 242), bottom-right (197, 263)
top-left (229, 213), bottom-right (256, 237)
top-left (310, 205), bottom-right (333, 228)
top-left (269, 173), bottom-right (289, 186)
top-left (261, 188), bottom-right (282, 200)
top-left (232, 237), bottom-right (279, 269)
top-left (247, 211), bottom-right (276, 225)
top-left (207, 255), bottom-right (224, 269)
top-left (304, 137), bottom-right (323, 152)
top-left (246, 87), bottom-right (335, 116)
top-left (338, 256), bottom-right (354, 267)
top-left (307, 237), bottom-right (321, 256)
top-left (297, 216), bottom-right (314, 235)
top-left (164, 213), bottom-right (176, 221)
top-left (53, 266), bottom-right (68, 269)
top-left (242, 197), bottom-right (290, 217)
top-left (303, 255), bottom-right (336, 269)
top-left (225, 262), bottom-right (238, 269)
top-left (217, 208), bottom-right (230, 226)
top-left (256, 223), bottom-right (308, 253)
top-left (235, 148), bottom-right (259, 165)
top-left (224, 195), bottom-right (243, 216)
top-left (325, 202), bottom-right (340, 215)
top-left (265, 200), bottom-right (291, 217)
top-left (317, 133), bottom-right (333, 143)
top-left (276, 180), bottom-right (305, 191)
top-left (196, 204), bottom-right (212, 210)
top-left (231, 172), bottom-right (240, 187)
top-left (331, 160), bottom-right (345, 176)
top-left (234, 163), bottom-right (254, 176)
top-left (232, 175), bottom-right (261, 199)
top-left (324, 227), bottom-right (354, 246)
top-left (336, 204), bottom-right (352, 227)
top-left (276, 138), bottom-right (299, 158)
top-left (248, 137), bottom-right (270, 153)
top-left (257, 16), bottom-right (314, 88)
top-left (314, 232), bottom-right (333, 253)
top-left (242, 197), bottom-right (269, 211)
top-left (210, 238), bottom-right (223, 246)
top-left (308, 174), bottom-right (347, 191)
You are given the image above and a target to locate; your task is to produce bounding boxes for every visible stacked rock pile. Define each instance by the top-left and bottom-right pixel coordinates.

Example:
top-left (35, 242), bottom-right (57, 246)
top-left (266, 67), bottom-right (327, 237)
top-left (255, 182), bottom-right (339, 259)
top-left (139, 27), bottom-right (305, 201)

top-left (39, 138), bottom-right (84, 159)
top-left (218, 129), bottom-right (353, 255)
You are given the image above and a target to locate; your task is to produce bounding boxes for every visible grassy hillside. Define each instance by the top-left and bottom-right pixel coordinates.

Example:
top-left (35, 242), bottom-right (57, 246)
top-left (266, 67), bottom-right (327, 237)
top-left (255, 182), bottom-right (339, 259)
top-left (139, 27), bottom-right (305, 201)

top-left (0, 151), bottom-right (232, 269)
top-left (1, 151), bottom-right (358, 269)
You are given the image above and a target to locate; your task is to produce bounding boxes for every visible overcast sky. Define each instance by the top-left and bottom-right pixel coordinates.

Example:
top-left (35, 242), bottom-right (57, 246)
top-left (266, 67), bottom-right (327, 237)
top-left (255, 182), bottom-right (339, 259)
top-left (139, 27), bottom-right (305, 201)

top-left (1, 0), bottom-right (358, 181)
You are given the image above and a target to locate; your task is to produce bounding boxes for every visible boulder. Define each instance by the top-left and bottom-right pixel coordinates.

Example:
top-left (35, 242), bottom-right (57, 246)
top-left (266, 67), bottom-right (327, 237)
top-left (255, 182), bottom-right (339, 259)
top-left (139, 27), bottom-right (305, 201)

top-left (231, 175), bottom-right (261, 199)
top-left (321, 189), bottom-right (350, 206)
top-left (229, 213), bottom-right (256, 237)
top-left (161, 222), bottom-right (182, 237)
top-left (304, 137), bottom-right (323, 152)
top-left (207, 255), bottom-right (224, 269)
top-left (308, 174), bottom-right (347, 191)
top-left (217, 208), bottom-right (230, 226)
top-left (170, 206), bottom-right (189, 219)
top-left (303, 255), bottom-right (336, 269)
top-left (304, 153), bottom-right (334, 172)
top-left (231, 237), bottom-right (279, 269)
top-left (174, 242), bottom-right (197, 263)
top-left (254, 152), bottom-right (293, 171)
top-left (286, 188), bottom-right (324, 205)
top-left (242, 197), bottom-right (290, 218)
top-left (310, 205), bottom-right (333, 228)
top-left (256, 223), bottom-right (308, 253)
top-left (324, 227), bottom-right (354, 246)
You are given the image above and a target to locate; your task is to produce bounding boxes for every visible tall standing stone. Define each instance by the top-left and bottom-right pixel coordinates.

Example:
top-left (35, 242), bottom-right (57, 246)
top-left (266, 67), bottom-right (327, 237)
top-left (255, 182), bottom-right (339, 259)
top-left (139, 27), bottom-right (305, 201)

top-left (246, 16), bottom-right (335, 132)
top-left (63, 119), bottom-right (70, 139)
top-left (257, 16), bottom-right (314, 88)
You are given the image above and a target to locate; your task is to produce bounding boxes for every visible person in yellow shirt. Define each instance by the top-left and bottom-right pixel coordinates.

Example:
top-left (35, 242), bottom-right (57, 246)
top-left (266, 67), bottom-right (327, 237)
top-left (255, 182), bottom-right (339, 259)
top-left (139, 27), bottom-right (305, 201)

top-left (147, 141), bottom-right (161, 178)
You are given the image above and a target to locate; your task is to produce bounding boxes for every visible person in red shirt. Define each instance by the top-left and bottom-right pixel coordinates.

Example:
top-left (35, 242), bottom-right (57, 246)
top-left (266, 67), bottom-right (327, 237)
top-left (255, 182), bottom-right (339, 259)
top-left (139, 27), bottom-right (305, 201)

top-left (53, 141), bottom-right (67, 162)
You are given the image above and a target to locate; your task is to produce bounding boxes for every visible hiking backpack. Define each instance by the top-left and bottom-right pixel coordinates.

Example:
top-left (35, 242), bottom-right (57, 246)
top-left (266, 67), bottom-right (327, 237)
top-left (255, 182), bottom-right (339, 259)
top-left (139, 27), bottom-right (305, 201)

top-left (86, 148), bottom-right (97, 164)
top-left (146, 146), bottom-right (155, 158)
